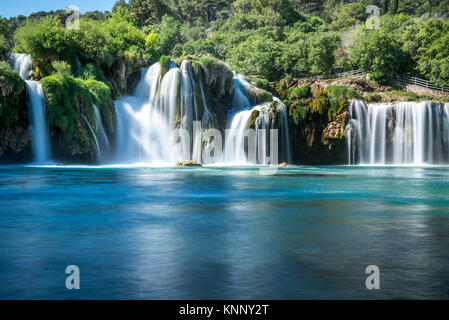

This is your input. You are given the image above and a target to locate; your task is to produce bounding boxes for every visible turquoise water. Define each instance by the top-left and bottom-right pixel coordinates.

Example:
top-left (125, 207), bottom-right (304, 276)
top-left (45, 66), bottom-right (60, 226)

top-left (0, 165), bottom-right (448, 299)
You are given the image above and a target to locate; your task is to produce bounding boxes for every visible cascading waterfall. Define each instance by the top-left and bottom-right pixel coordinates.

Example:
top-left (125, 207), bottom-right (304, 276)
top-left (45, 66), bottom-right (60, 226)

top-left (8, 53), bottom-right (32, 80)
top-left (84, 104), bottom-right (111, 162)
top-left (114, 62), bottom-right (291, 165)
top-left (9, 53), bottom-right (51, 163)
top-left (347, 100), bottom-right (449, 165)
top-left (223, 74), bottom-right (291, 164)
top-left (115, 63), bottom-right (178, 163)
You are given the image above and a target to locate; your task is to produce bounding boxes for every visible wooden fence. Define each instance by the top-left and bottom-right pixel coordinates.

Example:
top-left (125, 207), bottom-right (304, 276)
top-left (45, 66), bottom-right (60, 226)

top-left (396, 74), bottom-right (449, 93)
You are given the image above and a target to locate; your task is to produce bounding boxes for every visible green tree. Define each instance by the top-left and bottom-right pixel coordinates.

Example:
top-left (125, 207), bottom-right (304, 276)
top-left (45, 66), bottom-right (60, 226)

top-left (307, 32), bottom-right (339, 75)
top-left (382, 0), bottom-right (389, 15)
top-left (156, 15), bottom-right (182, 55)
top-left (351, 28), bottom-right (410, 84)
top-left (391, 0), bottom-right (399, 14)
top-left (129, 0), bottom-right (172, 26)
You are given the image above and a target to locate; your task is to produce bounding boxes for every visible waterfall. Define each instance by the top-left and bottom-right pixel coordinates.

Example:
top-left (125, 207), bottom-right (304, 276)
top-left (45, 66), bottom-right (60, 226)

top-left (82, 114), bottom-right (100, 162)
top-left (8, 53), bottom-right (32, 80)
top-left (114, 63), bottom-right (179, 163)
top-left (9, 53), bottom-right (51, 163)
top-left (347, 100), bottom-right (449, 165)
top-left (224, 107), bottom-right (254, 163)
top-left (114, 62), bottom-right (291, 165)
top-left (223, 73), bottom-right (291, 164)
top-left (89, 104), bottom-right (111, 162)
top-left (26, 81), bottom-right (51, 163)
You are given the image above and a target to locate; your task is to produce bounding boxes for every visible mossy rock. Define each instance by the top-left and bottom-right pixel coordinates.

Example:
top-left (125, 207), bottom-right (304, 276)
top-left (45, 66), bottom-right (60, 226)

top-left (41, 74), bottom-right (115, 162)
top-left (249, 109), bottom-right (260, 129)
top-left (159, 55), bottom-right (172, 78)
top-left (0, 62), bottom-right (31, 161)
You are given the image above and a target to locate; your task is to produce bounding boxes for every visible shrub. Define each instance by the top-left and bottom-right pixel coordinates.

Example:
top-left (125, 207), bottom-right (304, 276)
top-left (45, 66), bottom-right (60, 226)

top-left (51, 61), bottom-right (72, 76)
top-left (76, 63), bottom-right (107, 83)
top-left (290, 85), bottom-right (310, 99)
top-left (326, 86), bottom-right (349, 99)
top-left (159, 55), bottom-right (172, 76)
top-left (251, 78), bottom-right (269, 90)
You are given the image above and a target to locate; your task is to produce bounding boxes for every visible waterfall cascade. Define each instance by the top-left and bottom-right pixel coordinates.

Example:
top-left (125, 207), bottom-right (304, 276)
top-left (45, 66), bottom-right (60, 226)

top-left (114, 61), bottom-right (291, 165)
top-left (223, 75), bottom-right (291, 164)
top-left (9, 53), bottom-right (51, 163)
top-left (347, 100), bottom-right (449, 165)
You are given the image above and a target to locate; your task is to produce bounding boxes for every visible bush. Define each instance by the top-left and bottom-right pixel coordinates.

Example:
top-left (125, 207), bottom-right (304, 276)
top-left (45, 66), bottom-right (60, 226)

top-left (251, 78), bottom-right (269, 90)
top-left (76, 63), bottom-right (107, 83)
top-left (0, 61), bottom-right (26, 128)
top-left (159, 55), bottom-right (172, 76)
top-left (289, 85), bottom-right (310, 99)
top-left (326, 86), bottom-right (348, 99)
top-left (51, 61), bottom-right (71, 76)
top-left (13, 17), bottom-right (73, 77)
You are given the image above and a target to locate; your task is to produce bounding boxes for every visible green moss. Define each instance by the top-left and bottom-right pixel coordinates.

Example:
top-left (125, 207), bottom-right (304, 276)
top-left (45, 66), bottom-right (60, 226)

top-left (0, 62), bottom-right (27, 128)
top-left (41, 74), bottom-right (115, 160)
top-left (289, 85), bottom-right (310, 99)
top-left (249, 109), bottom-right (260, 129)
top-left (251, 78), bottom-right (269, 90)
top-left (85, 79), bottom-right (115, 135)
top-left (289, 99), bottom-right (309, 125)
top-left (367, 92), bottom-right (382, 102)
top-left (77, 63), bottom-right (107, 83)
top-left (199, 56), bottom-right (218, 70)
top-left (254, 88), bottom-right (273, 103)
top-left (326, 86), bottom-right (348, 99)
top-left (310, 96), bottom-right (329, 115)
top-left (159, 55), bottom-right (172, 77)
top-left (386, 90), bottom-right (419, 101)
top-left (348, 89), bottom-right (362, 99)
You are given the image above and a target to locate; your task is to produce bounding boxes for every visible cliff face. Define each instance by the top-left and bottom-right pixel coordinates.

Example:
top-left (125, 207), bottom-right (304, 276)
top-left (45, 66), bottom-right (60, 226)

top-left (0, 66), bottom-right (31, 163)
top-left (268, 78), bottom-right (355, 164)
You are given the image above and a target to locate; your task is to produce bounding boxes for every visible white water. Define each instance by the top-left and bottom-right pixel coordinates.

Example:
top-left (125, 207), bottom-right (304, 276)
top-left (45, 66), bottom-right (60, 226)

top-left (114, 62), bottom-right (291, 165)
top-left (8, 53), bottom-right (32, 80)
top-left (26, 81), bottom-right (51, 163)
top-left (115, 63), bottom-right (179, 163)
top-left (9, 53), bottom-right (51, 163)
top-left (87, 104), bottom-right (111, 162)
top-left (223, 74), bottom-right (291, 164)
top-left (347, 100), bottom-right (449, 165)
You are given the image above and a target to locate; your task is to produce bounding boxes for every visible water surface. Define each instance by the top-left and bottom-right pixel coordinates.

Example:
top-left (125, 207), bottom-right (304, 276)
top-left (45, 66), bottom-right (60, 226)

top-left (1, 165), bottom-right (448, 299)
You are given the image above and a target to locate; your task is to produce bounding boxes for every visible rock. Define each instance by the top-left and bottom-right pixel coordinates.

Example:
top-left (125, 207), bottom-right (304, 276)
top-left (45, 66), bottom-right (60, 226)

top-left (278, 162), bottom-right (288, 167)
top-left (176, 160), bottom-right (202, 167)
top-left (322, 111), bottom-right (348, 144)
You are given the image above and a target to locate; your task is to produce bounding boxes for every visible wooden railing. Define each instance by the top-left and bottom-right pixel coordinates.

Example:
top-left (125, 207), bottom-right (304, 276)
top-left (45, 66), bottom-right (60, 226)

top-left (300, 70), bottom-right (449, 94)
top-left (396, 74), bottom-right (449, 93)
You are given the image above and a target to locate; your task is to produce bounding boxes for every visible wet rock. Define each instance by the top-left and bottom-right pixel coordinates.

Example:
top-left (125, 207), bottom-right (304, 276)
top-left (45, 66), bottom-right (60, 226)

top-left (176, 160), bottom-right (202, 167)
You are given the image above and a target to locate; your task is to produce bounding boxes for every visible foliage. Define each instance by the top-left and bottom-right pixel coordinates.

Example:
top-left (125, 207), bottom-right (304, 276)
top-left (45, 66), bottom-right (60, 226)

top-left (351, 27), bottom-right (411, 84)
top-left (156, 15), bottom-right (182, 55)
top-left (0, 61), bottom-right (26, 127)
top-left (76, 63), bottom-right (107, 83)
top-left (159, 55), bottom-right (172, 76)
top-left (251, 77), bottom-right (269, 90)
top-left (51, 61), bottom-right (71, 76)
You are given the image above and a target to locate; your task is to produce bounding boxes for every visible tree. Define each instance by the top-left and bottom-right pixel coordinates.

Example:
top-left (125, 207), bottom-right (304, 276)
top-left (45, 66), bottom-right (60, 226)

top-left (307, 32), bottom-right (339, 75)
top-left (382, 0), bottom-right (389, 15)
top-left (351, 28), bottom-right (410, 84)
top-left (391, 0), bottom-right (399, 14)
top-left (156, 15), bottom-right (182, 55)
top-left (129, 0), bottom-right (172, 26)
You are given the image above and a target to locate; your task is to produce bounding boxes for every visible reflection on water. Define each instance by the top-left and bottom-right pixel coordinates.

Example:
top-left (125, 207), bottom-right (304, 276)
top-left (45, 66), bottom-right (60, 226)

top-left (0, 165), bottom-right (449, 299)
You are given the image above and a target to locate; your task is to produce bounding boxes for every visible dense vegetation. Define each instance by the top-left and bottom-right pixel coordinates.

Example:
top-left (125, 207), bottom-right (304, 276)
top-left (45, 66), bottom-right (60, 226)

top-left (1, 0), bottom-right (448, 86)
top-left (1, 0), bottom-right (449, 163)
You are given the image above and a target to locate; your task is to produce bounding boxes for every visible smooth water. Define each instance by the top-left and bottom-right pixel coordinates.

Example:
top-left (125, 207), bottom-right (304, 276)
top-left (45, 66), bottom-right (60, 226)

top-left (25, 81), bottom-right (51, 163)
top-left (347, 100), bottom-right (449, 165)
top-left (1, 165), bottom-right (449, 299)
